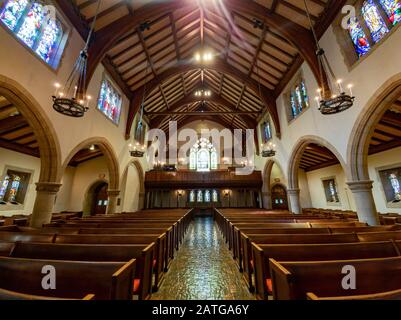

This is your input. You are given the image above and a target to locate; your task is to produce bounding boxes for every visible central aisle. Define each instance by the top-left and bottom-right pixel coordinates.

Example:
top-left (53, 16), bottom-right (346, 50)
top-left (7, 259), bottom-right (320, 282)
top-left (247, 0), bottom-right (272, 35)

top-left (152, 217), bottom-right (255, 300)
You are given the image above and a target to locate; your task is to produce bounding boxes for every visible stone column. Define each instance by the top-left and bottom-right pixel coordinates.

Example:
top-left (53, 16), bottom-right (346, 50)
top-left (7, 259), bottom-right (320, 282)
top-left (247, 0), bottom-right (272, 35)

top-left (287, 188), bottom-right (302, 214)
top-left (30, 182), bottom-right (62, 228)
top-left (262, 191), bottom-right (272, 209)
top-left (107, 189), bottom-right (120, 215)
top-left (347, 180), bottom-right (380, 226)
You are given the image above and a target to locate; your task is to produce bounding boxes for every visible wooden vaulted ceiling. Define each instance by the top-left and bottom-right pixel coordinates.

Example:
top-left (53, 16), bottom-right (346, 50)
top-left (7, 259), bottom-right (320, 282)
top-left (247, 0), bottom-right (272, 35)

top-left (57, 0), bottom-right (345, 138)
top-left (0, 95), bottom-right (39, 158)
top-left (299, 143), bottom-right (339, 172)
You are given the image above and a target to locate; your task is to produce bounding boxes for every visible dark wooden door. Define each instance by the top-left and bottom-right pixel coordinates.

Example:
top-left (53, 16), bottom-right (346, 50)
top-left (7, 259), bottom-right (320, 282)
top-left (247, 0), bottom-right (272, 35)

top-left (93, 183), bottom-right (108, 215)
top-left (272, 185), bottom-right (288, 210)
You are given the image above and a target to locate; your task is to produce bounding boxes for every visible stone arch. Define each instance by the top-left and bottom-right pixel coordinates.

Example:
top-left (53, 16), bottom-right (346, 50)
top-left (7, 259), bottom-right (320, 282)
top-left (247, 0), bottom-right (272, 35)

top-left (288, 136), bottom-right (347, 190)
top-left (347, 72), bottom-right (401, 181)
top-left (262, 159), bottom-right (286, 209)
top-left (61, 137), bottom-right (120, 191)
top-left (120, 159), bottom-right (145, 212)
top-left (82, 178), bottom-right (109, 216)
top-left (0, 75), bottom-right (61, 183)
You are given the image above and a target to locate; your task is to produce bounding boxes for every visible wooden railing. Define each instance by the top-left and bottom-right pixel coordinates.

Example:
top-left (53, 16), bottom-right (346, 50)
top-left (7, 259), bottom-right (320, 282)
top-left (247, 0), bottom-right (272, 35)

top-left (145, 169), bottom-right (263, 189)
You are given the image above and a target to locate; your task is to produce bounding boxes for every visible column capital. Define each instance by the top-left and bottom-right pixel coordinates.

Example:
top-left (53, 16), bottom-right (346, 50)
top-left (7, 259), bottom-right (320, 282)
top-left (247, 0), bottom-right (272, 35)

top-left (35, 182), bottom-right (62, 193)
top-left (107, 189), bottom-right (120, 197)
top-left (347, 180), bottom-right (374, 192)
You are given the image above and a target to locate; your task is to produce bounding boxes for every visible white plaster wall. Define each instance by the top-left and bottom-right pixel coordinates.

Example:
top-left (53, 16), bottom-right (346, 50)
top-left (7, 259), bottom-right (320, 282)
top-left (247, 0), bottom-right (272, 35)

top-left (305, 147), bottom-right (401, 214)
top-left (67, 156), bottom-right (109, 212)
top-left (0, 147), bottom-right (40, 216)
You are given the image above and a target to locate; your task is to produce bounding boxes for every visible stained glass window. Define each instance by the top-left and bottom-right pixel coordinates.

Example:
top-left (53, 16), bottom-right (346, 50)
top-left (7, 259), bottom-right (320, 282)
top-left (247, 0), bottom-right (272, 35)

top-left (0, 175), bottom-right (10, 201)
top-left (212, 190), bottom-right (218, 202)
top-left (16, 3), bottom-right (44, 48)
top-left (204, 190), bottom-right (211, 202)
top-left (35, 18), bottom-right (62, 63)
top-left (197, 190), bottom-right (203, 203)
top-left (97, 78), bottom-right (122, 125)
top-left (389, 173), bottom-right (401, 201)
top-left (348, 17), bottom-right (371, 57)
top-left (0, 0), bottom-right (29, 30)
top-left (189, 138), bottom-right (217, 171)
top-left (323, 178), bottom-right (340, 203)
top-left (8, 175), bottom-right (20, 202)
top-left (261, 121), bottom-right (272, 143)
top-left (379, 0), bottom-right (401, 25)
top-left (362, 0), bottom-right (389, 43)
top-left (288, 79), bottom-right (309, 121)
top-left (0, 0), bottom-right (64, 67)
top-left (189, 190), bottom-right (195, 203)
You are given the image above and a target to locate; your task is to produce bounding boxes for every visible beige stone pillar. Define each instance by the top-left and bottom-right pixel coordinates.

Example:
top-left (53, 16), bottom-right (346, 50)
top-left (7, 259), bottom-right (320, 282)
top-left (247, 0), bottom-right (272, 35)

top-left (347, 180), bottom-right (380, 226)
top-left (288, 188), bottom-right (302, 214)
top-left (30, 182), bottom-right (62, 228)
top-left (262, 191), bottom-right (272, 210)
top-left (107, 189), bottom-right (120, 215)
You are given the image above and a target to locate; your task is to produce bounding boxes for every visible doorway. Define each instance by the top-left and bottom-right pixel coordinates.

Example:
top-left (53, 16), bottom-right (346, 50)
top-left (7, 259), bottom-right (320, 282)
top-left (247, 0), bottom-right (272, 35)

top-left (92, 182), bottom-right (108, 215)
top-left (271, 184), bottom-right (288, 210)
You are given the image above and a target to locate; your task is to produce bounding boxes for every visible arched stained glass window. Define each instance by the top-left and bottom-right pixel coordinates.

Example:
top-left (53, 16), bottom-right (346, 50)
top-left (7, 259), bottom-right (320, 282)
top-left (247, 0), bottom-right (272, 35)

top-left (379, 0), bottom-right (401, 25)
top-left (197, 190), bottom-right (203, 203)
top-left (0, 0), bottom-right (65, 68)
top-left (204, 190), bottom-right (211, 202)
top-left (0, 0), bottom-right (29, 30)
top-left (348, 17), bottom-right (371, 57)
top-left (362, 0), bottom-right (389, 43)
top-left (212, 190), bottom-right (218, 202)
top-left (189, 138), bottom-right (218, 171)
top-left (8, 175), bottom-right (21, 202)
top-left (389, 173), bottom-right (401, 201)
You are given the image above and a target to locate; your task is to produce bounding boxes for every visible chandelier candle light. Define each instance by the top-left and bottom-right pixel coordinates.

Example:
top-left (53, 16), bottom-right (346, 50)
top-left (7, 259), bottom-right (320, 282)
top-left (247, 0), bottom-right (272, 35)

top-left (52, 0), bottom-right (102, 117)
top-left (304, 0), bottom-right (355, 115)
top-left (261, 142), bottom-right (276, 158)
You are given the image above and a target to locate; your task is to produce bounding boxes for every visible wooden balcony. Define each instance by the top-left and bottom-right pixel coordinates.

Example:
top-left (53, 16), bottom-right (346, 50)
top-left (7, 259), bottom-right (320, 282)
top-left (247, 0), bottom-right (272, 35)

top-left (145, 169), bottom-right (263, 189)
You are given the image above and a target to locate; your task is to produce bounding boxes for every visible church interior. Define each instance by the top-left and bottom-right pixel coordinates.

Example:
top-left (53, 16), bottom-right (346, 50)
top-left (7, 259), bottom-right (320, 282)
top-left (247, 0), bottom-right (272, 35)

top-left (1, 0), bottom-right (401, 301)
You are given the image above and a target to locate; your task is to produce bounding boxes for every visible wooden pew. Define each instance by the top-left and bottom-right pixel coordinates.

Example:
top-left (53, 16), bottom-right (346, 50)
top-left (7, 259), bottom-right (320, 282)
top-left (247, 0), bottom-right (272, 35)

top-left (307, 289), bottom-right (401, 300)
top-left (253, 241), bottom-right (400, 300)
top-left (241, 233), bottom-right (359, 292)
top-left (9, 242), bottom-right (154, 300)
top-left (358, 231), bottom-right (401, 242)
top-left (269, 257), bottom-right (401, 300)
top-left (0, 287), bottom-right (94, 300)
top-left (0, 256), bottom-right (135, 300)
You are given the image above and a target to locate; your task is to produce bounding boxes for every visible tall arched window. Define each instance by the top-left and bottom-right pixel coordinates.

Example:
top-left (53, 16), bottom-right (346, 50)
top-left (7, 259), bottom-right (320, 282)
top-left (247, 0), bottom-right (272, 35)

top-left (212, 190), bottom-right (219, 202)
top-left (197, 190), bottom-right (203, 203)
top-left (204, 190), bottom-right (211, 202)
top-left (345, 0), bottom-right (400, 60)
top-left (189, 138), bottom-right (218, 171)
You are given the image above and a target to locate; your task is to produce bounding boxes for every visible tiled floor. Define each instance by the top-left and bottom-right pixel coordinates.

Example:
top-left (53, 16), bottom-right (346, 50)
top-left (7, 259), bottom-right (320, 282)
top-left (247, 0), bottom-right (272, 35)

top-left (152, 217), bottom-right (255, 300)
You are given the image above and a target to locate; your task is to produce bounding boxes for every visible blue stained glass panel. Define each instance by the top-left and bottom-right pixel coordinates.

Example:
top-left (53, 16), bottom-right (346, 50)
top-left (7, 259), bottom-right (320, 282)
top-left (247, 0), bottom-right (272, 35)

top-left (0, 175), bottom-right (10, 201)
top-left (0, 0), bottom-right (28, 31)
top-left (301, 81), bottom-right (309, 109)
top-left (290, 93), bottom-right (297, 118)
top-left (16, 3), bottom-right (44, 48)
top-left (35, 18), bottom-right (62, 63)
top-left (204, 190), bottom-right (211, 202)
top-left (97, 79), bottom-right (122, 124)
top-left (212, 190), bottom-right (218, 202)
top-left (362, 0), bottom-right (389, 43)
top-left (348, 17), bottom-right (371, 57)
top-left (379, 0), bottom-right (401, 25)
top-left (8, 176), bottom-right (20, 202)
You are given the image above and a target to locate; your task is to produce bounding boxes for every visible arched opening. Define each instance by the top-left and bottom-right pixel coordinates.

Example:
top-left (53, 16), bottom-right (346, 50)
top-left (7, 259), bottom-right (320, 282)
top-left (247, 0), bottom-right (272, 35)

top-left (57, 138), bottom-right (120, 216)
top-left (271, 183), bottom-right (288, 210)
top-left (82, 180), bottom-right (109, 216)
top-left (120, 160), bottom-right (145, 213)
top-left (262, 160), bottom-right (286, 210)
top-left (288, 136), bottom-right (347, 214)
top-left (0, 75), bottom-right (60, 226)
top-left (348, 73), bottom-right (401, 219)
